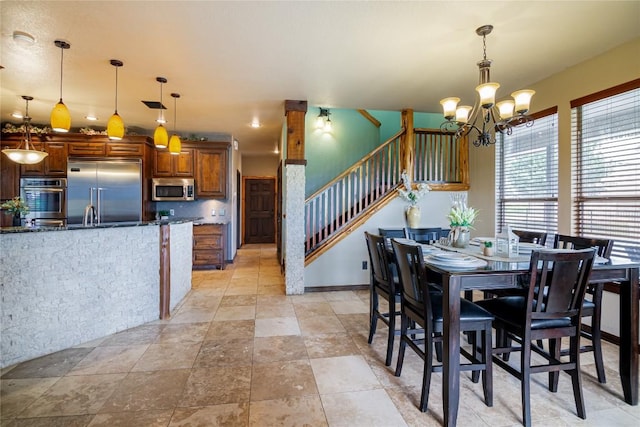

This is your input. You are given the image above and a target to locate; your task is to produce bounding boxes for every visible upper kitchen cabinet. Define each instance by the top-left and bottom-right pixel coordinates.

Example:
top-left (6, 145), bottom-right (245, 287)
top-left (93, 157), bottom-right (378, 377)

top-left (0, 140), bottom-right (20, 200)
top-left (20, 141), bottom-right (67, 177)
top-left (153, 149), bottom-right (194, 177)
top-left (195, 146), bottom-right (228, 199)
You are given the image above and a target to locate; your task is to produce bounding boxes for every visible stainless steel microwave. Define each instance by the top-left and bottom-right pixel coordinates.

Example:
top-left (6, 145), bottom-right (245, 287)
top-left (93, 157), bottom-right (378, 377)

top-left (152, 178), bottom-right (195, 201)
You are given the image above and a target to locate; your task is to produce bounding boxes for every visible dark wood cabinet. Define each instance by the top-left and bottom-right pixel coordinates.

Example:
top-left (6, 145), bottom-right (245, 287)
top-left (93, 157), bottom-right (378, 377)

top-left (195, 147), bottom-right (227, 199)
top-left (20, 142), bottom-right (67, 176)
top-left (153, 149), bottom-right (194, 177)
top-left (192, 223), bottom-right (226, 269)
top-left (1, 141), bottom-right (20, 201)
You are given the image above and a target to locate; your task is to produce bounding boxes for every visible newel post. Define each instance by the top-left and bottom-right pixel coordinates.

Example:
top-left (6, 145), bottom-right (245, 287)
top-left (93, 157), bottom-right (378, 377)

top-left (401, 109), bottom-right (414, 180)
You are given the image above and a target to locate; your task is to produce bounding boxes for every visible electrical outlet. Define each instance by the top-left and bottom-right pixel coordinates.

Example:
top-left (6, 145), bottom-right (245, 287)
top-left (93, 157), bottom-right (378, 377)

top-left (220, 209), bottom-right (226, 216)
top-left (169, 209), bottom-right (174, 216)
top-left (362, 261), bottom-right (367, 270)
top-left (211, 209), bottom-right (216, 216)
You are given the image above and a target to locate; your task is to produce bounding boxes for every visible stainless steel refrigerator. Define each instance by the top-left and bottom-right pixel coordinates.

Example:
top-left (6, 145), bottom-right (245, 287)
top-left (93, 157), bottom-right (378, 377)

top-left (67, 159), bottom-right (142, 225)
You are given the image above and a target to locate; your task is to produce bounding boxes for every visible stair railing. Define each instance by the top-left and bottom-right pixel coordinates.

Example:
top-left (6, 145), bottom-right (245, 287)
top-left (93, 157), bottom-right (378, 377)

top-left (305, 129), bottom-right (405, 254)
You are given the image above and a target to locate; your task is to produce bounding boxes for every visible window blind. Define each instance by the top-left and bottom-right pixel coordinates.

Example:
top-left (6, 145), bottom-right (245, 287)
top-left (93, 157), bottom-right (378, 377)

top-left (571, 80), bottom-right (640, 262)
top-left (496, 107), bottom-right (558, 242)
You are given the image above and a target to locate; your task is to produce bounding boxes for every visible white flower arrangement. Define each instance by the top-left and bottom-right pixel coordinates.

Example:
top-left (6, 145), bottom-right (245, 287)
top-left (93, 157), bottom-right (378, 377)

top-left (447, 205), bottom-right (478, 228)
top-left (397, 171), bottom-right (430, 206)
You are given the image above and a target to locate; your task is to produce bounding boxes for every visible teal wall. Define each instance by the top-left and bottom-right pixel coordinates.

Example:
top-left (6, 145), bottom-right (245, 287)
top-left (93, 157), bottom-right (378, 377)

top-left (304, 107), bottom-right (443, 197)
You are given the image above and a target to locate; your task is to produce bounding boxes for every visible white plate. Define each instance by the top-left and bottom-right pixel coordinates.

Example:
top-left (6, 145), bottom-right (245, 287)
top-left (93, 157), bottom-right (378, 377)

top-left (392, 238), bottom-right (416, 245)
top-left (430, 252), bottom-right (473, 262)
top-left (419, 244), bottom-right (437, 254)
top-left (424, 254), bottom-right (487, 270)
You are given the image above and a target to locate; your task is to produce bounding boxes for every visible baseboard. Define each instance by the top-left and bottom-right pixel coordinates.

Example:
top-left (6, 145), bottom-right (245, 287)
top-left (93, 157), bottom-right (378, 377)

top-left (305, 284), bottom-right (368, 293)
top-left (583, 325), bottom-right (640, 353)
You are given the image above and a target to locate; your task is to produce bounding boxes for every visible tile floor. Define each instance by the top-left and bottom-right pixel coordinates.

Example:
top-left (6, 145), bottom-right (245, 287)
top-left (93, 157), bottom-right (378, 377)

top-left (1, 244), bottom-right (638, 426)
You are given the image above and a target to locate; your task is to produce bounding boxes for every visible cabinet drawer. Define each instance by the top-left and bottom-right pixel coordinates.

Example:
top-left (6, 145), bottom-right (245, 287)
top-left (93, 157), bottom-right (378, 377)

top-left (68, 142), bottom-right (107, 156)
top-left (107, 143), bottom-right (144, 157)
top-left (193, 235), bottom-right (222, 250)
top-left (193, 250), bottom-right (223, 265)
top-left (193, 224), bottom-right (223, 236)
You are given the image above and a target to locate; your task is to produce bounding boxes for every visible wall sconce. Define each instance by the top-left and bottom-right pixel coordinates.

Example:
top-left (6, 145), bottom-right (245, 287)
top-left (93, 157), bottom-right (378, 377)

top-left (315, 108), bottom-right (332, 132)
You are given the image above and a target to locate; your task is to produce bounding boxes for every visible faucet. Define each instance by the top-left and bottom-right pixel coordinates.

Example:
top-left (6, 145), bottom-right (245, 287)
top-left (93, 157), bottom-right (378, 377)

top-left (83, 204), bottom-right (96, 227)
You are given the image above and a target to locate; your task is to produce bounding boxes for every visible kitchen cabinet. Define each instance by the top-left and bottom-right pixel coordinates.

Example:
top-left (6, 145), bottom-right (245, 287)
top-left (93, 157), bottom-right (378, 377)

top-left (192, 223), bottom-right (226, 269)
top-left (106, 142), bottom-right (145, 157)
top-left (195, 147), bottom-right (227, 199)
top-left (0, 140), bottom-right (20, 201)
top-left (68, 142), bottom-right (107, 156)
top-left (153, 149), bottom-right (194, 177)
top-left (20, 142), bottom-right (67, 176)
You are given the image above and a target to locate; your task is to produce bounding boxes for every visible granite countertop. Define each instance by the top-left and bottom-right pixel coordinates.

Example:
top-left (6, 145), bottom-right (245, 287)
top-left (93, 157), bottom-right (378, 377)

top-left (0, 217), bottom-right (205, 234)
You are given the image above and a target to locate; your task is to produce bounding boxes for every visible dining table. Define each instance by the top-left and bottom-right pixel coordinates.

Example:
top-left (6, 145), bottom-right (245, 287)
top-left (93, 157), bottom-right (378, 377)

top-left (405, 240), bottom-right (639, 427)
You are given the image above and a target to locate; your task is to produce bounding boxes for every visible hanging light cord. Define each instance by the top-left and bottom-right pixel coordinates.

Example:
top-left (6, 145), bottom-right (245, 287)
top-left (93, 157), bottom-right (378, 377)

top-left (24, 97), bottom-right (33, 149)
top-left (114, 65), bottom-right (119, 114)
top-left (173, 95), bottom-right (177, 132)
top-left (160, 82), bottom-right (164, 122)
top-left (58, 47), bottom-right (64, 102)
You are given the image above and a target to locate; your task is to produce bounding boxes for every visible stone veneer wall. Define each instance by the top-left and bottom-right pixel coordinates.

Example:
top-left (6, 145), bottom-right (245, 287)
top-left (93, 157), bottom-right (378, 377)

top-left (0, 226), bottom-right (164, 368)
top-left (170, 222), bottom-right (193, 310)
top-left (284, 164), bottom-right (305, 295)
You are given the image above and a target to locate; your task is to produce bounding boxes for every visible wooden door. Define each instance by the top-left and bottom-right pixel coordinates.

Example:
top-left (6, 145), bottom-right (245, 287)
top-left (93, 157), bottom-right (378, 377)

top-left (244, 178), bottom-right (275, 244)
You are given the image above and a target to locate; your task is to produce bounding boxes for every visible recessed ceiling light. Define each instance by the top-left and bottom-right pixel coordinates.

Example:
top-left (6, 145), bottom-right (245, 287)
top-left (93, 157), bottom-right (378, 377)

top-left (12, 31), bottom-right (35, 45)
top-left (85, 115), bottom-right (98, 121)
top-left (12, 112), bottom-right (23, 119)
top-left (156, 118), bottom-right (167, 124)
top-left (250, 120), bottom-right (261, 128)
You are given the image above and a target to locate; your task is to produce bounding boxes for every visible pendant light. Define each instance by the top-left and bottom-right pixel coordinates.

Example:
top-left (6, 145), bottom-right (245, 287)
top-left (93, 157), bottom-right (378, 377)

top-left (107, 59), bottom-right (124, 140)
top-left (153, 77), bottom-right (168, 148)
top-left (2, 96), bottom-right (49, 165)
top-left (168, 93), bottom-right (182, 155)
top-left (50, 40), bottom-right (71, 132)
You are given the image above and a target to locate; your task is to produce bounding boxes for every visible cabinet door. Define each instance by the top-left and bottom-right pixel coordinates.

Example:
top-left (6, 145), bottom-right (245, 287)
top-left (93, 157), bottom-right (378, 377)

top-left (43, 142), bottom-right (68, 175)
top-left (107, 142), bottom-right (144, 157)
top-left (68, 142), bottom-right (107, 156)
top-left (1, 142), bottom-right (20, 200)
top-left (174, 149), bottom-right (194, 177)
top-left (153, 151), bottom-right (173, 177)
top-left (195, 148), bottom-right (227, 198)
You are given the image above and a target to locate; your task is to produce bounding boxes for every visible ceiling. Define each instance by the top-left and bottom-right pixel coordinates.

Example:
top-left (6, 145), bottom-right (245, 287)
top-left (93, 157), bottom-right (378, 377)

top-left (1, 1), bottom-right (638, 156)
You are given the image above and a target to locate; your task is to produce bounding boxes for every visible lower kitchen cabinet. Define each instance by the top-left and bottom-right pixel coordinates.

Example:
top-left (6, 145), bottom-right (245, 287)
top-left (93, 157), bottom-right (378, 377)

top-left (192, 223), bottom-right (226, 270)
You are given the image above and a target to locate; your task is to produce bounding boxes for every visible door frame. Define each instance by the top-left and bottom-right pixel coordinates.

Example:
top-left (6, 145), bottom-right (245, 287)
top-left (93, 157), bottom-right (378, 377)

top-left (242, 175), bottom-right (277, 245)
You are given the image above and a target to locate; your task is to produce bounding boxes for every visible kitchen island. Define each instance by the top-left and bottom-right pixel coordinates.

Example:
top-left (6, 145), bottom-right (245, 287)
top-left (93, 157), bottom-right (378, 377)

top-left (0, 219), bottom-right (195, 368)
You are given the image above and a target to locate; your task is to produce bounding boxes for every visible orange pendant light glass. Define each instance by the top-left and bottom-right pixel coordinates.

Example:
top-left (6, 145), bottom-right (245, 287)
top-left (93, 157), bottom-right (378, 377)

top-left (169, 93), bottom-right (182, 155)
top-left (50, 40), bottom-right (71, 132)
top-left (107, 59), bottom-right (125, 140)
top-left (153, 77), bottom-right (168, 148)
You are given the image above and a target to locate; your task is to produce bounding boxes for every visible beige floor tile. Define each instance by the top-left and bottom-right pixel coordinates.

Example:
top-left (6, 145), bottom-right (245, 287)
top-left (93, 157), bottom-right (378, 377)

top-left (88, 409), bottom-right (173, 426)
top-left (99, 369), bottom-right (191, 412)
top-left (99, 325), bottom-right (165, 346)
top-left (67, 346), bottom-right (148, 376)
top-left (248, 396), bottom-right (328, 427)
top-left (19, 374), bottom-right (126, 417)
top-left (220, 295), bottom-right (257, 306)
top-left (214, 305), bottom-right (256, 321)
top-left (0, 377), bottom-right (60, 419)
top-left (206, 320), bottom-right (255, 341)
top-left (298, 315), bottom-right (347, 335)
top-left (194, 338), bottom-right (253, 368)
top-left (180, 366), bottom-right (251, 407)
top-left (255, 302), bottom-right (296, 319)
top-left (154, 323), bottom-right (210, 344)
top-left (168, 308), bottom-right (216, 324)
top-left (311, 355), bottom-right (381, 394)
top-left (250, 360), bottom-right (318, 401)
top-left (254, 317), bottom-right (301, 337)
top-left (321, 389), bottom-right (408, 427)
top-left (303, 333), bottom-right (360, 359)
top-left (1, 348), bottom-right (93, 379)
top-left (328, 299), bottom-right (370, 314)
top-left (131, 343), bottom-right (201, 371)
top-left (170, 403), bottom-right (250, 427)
top-left (253, 336), bottom-right (308, 363)
top-left (293, 301), bottom-right (334, 319)
top-left (8, 414), bottom-right (95, 426)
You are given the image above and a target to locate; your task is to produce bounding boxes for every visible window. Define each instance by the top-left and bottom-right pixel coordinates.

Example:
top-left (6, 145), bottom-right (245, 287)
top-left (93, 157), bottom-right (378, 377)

top-left (571, 79), bottom-right (640, 262)
top-left (496, 107), bottom-right (558, 241)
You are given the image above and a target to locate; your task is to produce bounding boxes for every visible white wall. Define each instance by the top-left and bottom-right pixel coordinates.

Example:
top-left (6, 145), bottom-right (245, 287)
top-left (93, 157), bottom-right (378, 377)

top-left (304, 191), bottom-right (464, 287)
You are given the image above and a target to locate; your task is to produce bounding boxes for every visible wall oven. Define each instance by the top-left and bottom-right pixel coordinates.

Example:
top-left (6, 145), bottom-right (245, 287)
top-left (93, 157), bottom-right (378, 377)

top-left (20, 178), bottom-right (67, 223)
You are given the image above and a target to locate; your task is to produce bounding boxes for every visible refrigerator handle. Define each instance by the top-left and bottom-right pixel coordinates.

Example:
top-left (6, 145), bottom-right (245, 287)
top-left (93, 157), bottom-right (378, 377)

top-left (89, 187), bottom-right (95, 207)
top-left (97, 188), bottom-right (103, 224)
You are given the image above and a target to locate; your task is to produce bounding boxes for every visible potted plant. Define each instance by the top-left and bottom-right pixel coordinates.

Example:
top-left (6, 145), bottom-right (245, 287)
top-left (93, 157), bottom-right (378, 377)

top-left (446, 204), bottom-right (478, 248)
top-left (397, 171), bottom-right (430, 228)
top-left (1, 197), bottom-right (29, 226)
top-left (483, 240), bottom-right (495, 256)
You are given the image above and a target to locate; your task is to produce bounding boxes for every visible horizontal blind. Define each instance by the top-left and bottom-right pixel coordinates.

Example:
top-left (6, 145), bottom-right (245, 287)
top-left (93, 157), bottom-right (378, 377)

top-left (496, 109), bottom-right (558, 243)
top-left (572, 83), bottom-right (640, 262)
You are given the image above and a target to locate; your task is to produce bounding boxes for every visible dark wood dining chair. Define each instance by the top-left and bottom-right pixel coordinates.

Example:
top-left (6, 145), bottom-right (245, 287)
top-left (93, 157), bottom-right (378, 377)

top-left (378, 228), bottom-right (406, 239)
top-left (364, 232), bottom-right (401, 366)
top-left (513, 229), bottom-right (548, 246)
top-left (553, 234), bottom-right (614, 384)
top-left (404, 227), bottom-right (442, 243)
top-left (476, 248), bottom-right (596, 426)
top-left (392, 239), bottom-right (494, 412)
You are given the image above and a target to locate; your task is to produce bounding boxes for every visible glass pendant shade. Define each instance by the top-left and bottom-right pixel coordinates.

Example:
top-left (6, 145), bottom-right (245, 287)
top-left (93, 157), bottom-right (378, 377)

top-left (50, 101), bottom-right (71, 132)
top-left (169, 134), bottom-right (181, 155)
top-left (440, 97), bottom-right (460, 120)
top-left (107, 112), bottom-right (124, 140)
top-left (496, 100), bottom-right (515, 120)
top-left (3, 148), bottom-right (48, 164)
top-left (476, 82), bottom-right (500, 108)
top-left (512, 89), bottom-right (536, 114)
top-left (455, 106), bottom-right (473, 123)
top-left (154, 124), bottom-right (168, 148)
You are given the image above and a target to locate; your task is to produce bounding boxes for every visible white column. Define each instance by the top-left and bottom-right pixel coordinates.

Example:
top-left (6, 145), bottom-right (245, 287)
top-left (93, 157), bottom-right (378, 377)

top-left (284, 163), bottom-right (305, 294)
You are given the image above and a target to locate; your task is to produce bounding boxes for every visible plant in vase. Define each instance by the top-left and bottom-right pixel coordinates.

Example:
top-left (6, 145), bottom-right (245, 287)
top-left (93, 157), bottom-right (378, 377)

top-left (446, 204), bottom-right (478, 248)
top-left (397, 171), bottom-right (430, 228)
top-left (1, 196), bottom-right (29, 226)
top-left (483, 240), bottom-right (495, 256)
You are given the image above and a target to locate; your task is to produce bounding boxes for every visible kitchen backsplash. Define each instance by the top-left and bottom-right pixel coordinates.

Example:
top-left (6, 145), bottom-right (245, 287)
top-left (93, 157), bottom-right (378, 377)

top-left (154, 199), bottom-right (231, 223)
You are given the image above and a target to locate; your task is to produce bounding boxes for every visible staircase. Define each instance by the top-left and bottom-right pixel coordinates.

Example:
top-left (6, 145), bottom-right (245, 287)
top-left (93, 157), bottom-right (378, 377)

top-left (304, 127), bottom-right (467, 263)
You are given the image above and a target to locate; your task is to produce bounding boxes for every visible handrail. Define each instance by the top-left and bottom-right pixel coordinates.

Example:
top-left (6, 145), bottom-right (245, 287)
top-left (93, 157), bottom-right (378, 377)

top-left (306, 128), bottom-right (406, 202)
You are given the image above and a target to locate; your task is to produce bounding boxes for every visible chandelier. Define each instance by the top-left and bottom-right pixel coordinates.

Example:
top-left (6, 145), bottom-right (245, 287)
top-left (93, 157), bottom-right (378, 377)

top-left (2, 96), bottom-right (49, 165)
top-left (439, 25), bottom-right (535, 147)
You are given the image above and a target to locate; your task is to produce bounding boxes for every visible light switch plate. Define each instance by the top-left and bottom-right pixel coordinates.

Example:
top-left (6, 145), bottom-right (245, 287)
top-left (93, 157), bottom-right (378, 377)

top-left (220, 209), bottom-right (226, 216)
top-left (169, 209), bottom-right (174, 216)
top-left (211, 209), bottom-right (216, 216)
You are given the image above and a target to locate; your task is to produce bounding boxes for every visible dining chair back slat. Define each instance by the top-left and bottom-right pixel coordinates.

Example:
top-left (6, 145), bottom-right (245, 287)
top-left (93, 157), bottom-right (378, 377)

top-left (513, 229), bottom-right (548, 246)
top-left (405, 227), bottom-right (442, 244)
